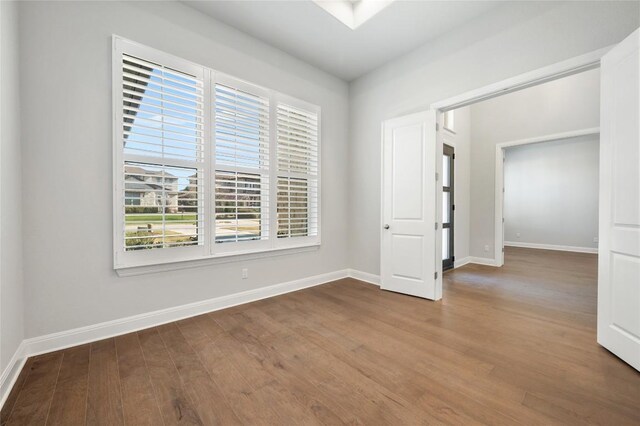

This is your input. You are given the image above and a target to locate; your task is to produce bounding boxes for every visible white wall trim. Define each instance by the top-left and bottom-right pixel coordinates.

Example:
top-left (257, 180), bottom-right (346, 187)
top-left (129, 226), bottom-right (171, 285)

top-left (494, 127), bottom-right (600, 150)
top-left (0, 342), bottom-right (27, 409)
top-left (467, 257), bottom-right (500, 266)
top-left (348, 269), bottom-right (381, 286)
top-left (430, 46), bottom-right (610, 111)
top-left (23, 269), bottom-right (349, 357)
top-left (495, 127), bottom-right (600, 266)
top-left (116, 245), bottom-right (320, 277)
top-left (505, 241), bottom-right (598, 254)
top-left (349, 259), bottom-right (500, 284)
top-left (453, 256), bottom-right (471, 268)
top-left (0, 269), bottom-right (354, 409)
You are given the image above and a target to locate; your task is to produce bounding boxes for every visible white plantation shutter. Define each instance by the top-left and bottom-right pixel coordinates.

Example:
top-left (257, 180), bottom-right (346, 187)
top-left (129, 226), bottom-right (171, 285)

top-left (214, 82), bottom-right (270, 244)
top-left (277, 103), bottom-right (319, 239)
top-left (119, 51), bottom-right (205, 252)
top-left (114, 38), bottom-right (321, 270)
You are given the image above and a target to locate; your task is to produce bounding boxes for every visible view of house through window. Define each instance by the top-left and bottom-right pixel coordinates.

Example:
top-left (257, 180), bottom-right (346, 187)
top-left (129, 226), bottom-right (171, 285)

top-left (124, 164), bottom-right (200, 250)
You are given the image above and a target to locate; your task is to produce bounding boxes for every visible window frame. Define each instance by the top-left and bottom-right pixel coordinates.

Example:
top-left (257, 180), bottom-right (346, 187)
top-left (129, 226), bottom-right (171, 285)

top-left (113, 36), bottom-right (321, 271)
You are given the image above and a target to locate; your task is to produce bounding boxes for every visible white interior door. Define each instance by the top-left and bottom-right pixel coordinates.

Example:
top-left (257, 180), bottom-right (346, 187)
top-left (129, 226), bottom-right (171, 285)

top-left (598, 28), bottom-right (640, 371)
top-left (381, 111), bottom-right (438, 300)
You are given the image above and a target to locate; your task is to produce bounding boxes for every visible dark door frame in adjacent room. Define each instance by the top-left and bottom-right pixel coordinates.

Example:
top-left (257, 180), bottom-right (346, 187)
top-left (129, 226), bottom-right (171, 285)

top-left (442, 143), bottom-right (455, 271)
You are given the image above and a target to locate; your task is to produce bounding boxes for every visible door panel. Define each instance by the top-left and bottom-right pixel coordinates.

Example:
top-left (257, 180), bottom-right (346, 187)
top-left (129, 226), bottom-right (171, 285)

top-left (392, 128), bottom-right (424, 220)
top-left (611, 53), bottom-right (639, 225)
top-left (381, 112), bottom-right (437, 300)
top-left (391, 235), bottom-right (424, 280)
top-left (598, 28), bottom-right (640, 371)
top-left (611, 254), bottom-right (640, 337)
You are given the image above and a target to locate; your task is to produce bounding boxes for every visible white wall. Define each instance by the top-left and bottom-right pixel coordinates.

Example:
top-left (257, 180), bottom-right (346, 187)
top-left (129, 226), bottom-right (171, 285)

top-left (1, 0), bottom-right (25, 373)
top-left (18, 1), bottom-right (349, 338)
top-left (469, 68), bottom-right (600, 259)
top-left (441, 107), bottom-right (471, 263)
top-left (349, 1), bottom-right (638, 275)
top-left (503, 135), bottom-right (599, 250)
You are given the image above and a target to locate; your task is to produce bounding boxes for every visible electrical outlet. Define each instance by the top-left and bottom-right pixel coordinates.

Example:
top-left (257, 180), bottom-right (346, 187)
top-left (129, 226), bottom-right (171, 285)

top-left (516, 232), bottom-right (521, 238)
top-left (593, 237), bottom-right (599, 243)
top-left (484, 245), bottom-right (490, 252)
top-left (241, 268), bottom-right (248, 279)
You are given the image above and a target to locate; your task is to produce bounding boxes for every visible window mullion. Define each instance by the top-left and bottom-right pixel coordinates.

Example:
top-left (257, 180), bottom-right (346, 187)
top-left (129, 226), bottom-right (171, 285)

top-left (269, 92), bottom-right (278, 247)
top-left (122, 154), bottom-right (199, 170)
top-left (204, 69), bottom-right (214, 256)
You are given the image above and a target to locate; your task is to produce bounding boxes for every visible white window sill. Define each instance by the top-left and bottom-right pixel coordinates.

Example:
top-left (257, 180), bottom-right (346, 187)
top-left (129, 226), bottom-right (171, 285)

top-left (115, 243), bottom-right (320, 277)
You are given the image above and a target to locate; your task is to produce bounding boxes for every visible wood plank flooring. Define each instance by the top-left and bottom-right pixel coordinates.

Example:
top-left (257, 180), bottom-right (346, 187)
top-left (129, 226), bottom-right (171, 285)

top-left (2, 247), bottom-right (639, 425)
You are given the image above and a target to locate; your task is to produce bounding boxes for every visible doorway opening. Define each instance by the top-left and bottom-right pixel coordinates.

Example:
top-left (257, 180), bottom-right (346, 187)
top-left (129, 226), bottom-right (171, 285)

top-left (380, 33), bottom-right (639, 372)
top-left (495, 128), bottom-right (600, 266)
top-left (439, 69), bottom-right (601, 270)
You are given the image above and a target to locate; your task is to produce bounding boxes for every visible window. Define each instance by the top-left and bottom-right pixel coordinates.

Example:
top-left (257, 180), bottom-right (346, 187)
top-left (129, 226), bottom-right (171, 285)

top-left (276, 103), bottom-right (319, 239)
top-left (443, 110), bottom-right (455, 133)
top-left (214, 79), bottom-right (270, 249)
top-left (114, 37), bottom-right (320, 269)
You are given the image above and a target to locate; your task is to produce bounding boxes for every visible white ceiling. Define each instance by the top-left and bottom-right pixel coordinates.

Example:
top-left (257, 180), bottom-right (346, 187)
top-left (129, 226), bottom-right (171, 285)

top-left (182, 1), bottom-right (501, 81)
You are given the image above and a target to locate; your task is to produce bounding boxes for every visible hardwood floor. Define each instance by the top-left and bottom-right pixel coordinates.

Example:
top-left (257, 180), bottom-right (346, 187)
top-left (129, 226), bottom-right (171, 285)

top-left (2, 247), bottom-right (639, 425)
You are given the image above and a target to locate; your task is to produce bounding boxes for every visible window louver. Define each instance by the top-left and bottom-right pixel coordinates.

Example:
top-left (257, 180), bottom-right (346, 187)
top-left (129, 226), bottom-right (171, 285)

top-left (121, 53), bottom-right (204, 251)
top-left (276, 104), bottom-right (319, 238)
top-left (214, 83), bottom-right (270, 243)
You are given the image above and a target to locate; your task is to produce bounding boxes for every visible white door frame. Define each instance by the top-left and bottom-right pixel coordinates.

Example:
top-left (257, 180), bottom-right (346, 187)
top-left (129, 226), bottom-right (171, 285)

top-left (426, 45), bottom-right (612, 297)
top-left (493, 128), bottom-right (600, 266)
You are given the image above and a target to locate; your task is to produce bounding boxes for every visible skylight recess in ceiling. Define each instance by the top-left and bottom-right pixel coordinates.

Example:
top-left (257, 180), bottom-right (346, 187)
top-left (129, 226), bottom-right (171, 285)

top-left (313, 0), bottom-right (395, 30)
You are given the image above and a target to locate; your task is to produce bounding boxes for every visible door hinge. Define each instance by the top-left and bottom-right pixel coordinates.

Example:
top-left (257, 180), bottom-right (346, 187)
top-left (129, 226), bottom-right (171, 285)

top-left (502, 247), bottom-right (505, 252)
top-left (452, 153), bottom-right (456, 160)
top-left (452, 204), bottom-right (455, 211)
top-left (452, 256), bottom-right (456, 262)
top-left (434, 272), bottom-right (438, 280)
top-left (435, 172), bottom-right (439, 181)
top-left (436, 122), bottom-right (440, 131)
top-left (502, 217), bottom-right (505, 223)
top-left (435, 222), bottom-right (438, 230)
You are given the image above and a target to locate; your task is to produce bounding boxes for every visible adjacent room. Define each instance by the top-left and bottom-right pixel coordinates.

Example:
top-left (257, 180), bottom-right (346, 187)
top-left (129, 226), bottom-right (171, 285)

top-left (439, 68), bottom-right (601, 270)
top-left (1, 1), bottom-right (639, 425)
top-left (503, 134), bottom-right (600, 255)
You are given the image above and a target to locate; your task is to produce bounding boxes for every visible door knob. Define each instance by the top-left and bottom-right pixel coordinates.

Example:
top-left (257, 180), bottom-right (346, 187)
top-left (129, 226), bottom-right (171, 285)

top-left (384, 224), bottom-right (390, 229)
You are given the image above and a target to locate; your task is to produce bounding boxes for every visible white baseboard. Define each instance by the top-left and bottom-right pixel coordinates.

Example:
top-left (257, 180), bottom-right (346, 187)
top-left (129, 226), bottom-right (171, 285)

top-left (453, 257), bottom-right (471, 268)
top-left (505, 241), bottom-right (598, 254)
top-left (349, 261), bottom-right (501, 283)
top-left (467, 256), bottom-right (500, 266)
top-left (1, 269), bottom-right (354, 409)
top-left (0, 342), bottom-right (27, 409)
top-left (23, 269), bottom-right (350, 357)
top-left (348, 269), bottom-right (381, 286)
